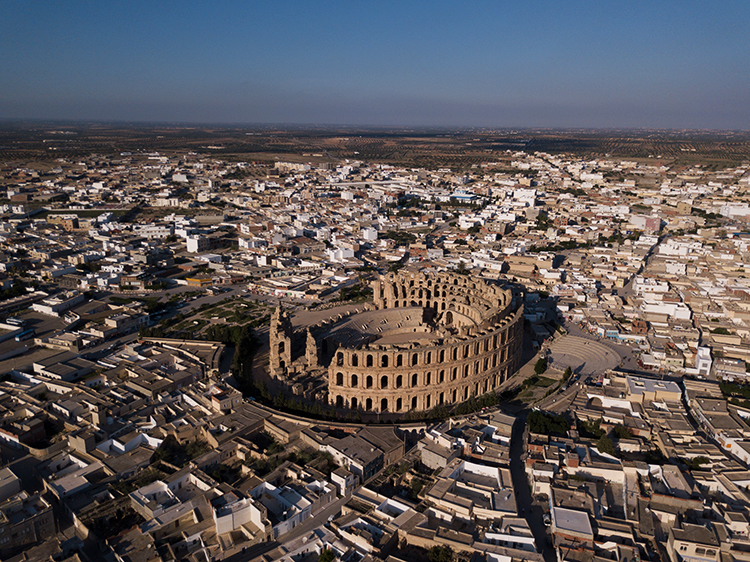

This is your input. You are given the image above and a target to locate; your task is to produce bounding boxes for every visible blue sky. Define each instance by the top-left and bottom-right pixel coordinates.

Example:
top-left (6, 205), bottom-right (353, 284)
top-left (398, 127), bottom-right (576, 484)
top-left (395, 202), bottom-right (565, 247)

top-left (1, 1), bottom-right (749, 128)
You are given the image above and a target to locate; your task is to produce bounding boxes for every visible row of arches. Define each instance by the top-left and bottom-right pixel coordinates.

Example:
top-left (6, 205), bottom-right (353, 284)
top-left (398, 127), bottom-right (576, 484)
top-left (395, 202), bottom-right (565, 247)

top-left (331, 369), bottom-right (510, 413)
top-left (333, 343), bottom-right (519, 390)
top-left (375, 273), bottom-right (507, 311)
top-left (334, 321), bottom-right (517, 369)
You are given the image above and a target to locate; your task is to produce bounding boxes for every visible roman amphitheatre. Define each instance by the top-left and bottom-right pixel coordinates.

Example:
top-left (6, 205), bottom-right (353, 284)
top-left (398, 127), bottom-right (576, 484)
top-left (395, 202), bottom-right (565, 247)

top-left (265, 269), bottom-right (525, 416)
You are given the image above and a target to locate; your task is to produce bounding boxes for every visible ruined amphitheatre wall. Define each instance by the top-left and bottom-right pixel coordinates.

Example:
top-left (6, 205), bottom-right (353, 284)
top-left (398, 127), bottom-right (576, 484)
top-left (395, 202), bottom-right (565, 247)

top-left (328, 271), bottom-right (524, 414)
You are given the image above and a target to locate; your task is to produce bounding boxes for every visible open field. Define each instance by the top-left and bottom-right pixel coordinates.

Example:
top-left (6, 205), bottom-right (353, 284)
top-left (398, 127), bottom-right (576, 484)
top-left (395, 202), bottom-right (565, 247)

top-left (1, 122), bottom-right (749, 170)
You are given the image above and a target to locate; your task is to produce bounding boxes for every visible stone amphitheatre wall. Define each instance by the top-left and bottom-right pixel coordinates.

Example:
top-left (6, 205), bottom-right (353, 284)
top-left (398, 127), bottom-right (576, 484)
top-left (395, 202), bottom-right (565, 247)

top-left (327, 271), bottom-right (524, 414)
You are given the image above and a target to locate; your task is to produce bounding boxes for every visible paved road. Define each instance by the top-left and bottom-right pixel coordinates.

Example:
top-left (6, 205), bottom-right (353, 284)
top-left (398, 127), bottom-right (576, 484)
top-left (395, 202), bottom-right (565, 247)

top-left (509, 415), bottom-right (554, 562)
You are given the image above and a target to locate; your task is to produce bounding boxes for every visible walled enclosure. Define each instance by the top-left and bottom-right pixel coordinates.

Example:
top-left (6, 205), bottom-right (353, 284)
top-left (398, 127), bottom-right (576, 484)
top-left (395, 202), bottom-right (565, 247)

top-left (326, 270), bottom-right (524, 414)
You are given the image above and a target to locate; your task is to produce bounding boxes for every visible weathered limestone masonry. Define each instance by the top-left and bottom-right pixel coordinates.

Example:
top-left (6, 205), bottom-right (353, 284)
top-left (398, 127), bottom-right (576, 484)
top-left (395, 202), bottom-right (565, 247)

top-left (327, 270), bottom-right (524, 414)
top-left (269, 306), bottom-right (293, 379)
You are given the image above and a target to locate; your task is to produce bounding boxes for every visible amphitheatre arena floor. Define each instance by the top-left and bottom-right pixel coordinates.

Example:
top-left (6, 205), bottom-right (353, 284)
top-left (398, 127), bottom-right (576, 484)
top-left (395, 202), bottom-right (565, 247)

top-left (547, 335), bottom-right (621, 375)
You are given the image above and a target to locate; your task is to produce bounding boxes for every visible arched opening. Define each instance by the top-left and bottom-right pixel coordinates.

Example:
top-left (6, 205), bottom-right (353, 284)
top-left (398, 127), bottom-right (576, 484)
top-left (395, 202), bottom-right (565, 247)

top-left (463, 345), bottom-right (469, 359)
top-left (366, 354), bottom-right (373, 367)
top-left (396, 397), bottom-right (402, 411)
top-left (381, 355), bottom-right (389, 368)
top-left (396, 354), bottom-right (403, 367)
top-left (446, 311), bottom-right (453, 324)
top-left (426, 395), bottom-right (431, 408)
top-left (335, 395), bottom-right (344, 408)
top-left (278, 341), bottom-right (285, 354)
top-left (351, 374), bottom-right (358, 387)
top-left (396, 375), bottom-right (403, 389)
top-left (411, 396), bottom-right (417, 409)
top-left (352, 354), bottom-right (358, 367)
top-left (451, 348), bottom-right (457, 361)
top-left (351, 397), bottom-right (358, 409)
top-left (337, 352), bottom-right (344, 367)
top-left (380, 375), bottom-right (388, 389)
top-left (426, 351), bottom-right (431, 365)
top-left (439, 392), bottom-right (444, 404)
top-left (426, 372), bottom-right (431, 385)
top-left (279, 360), bottom-right (285, 371)
top-left (452, 389), bottom-right (457, 402)
top-left (336, 372), bottom-right (344, 385)
top-left (463, 365), bottom-right (469, 378)
top-left (411, 353), bottom-right (418, 366)
top-left (381, 398), bottom-right (388, 412)
top-left (366, 398), bottom-right (372, 411)
top-left (366, 376), bottom-right (373, 389)
top-left (411, 373), bottom-right (418, 387)
top-left (439, 350), bottom-right (445, 362)
top-left (439, 370), bottom-right (445, 383)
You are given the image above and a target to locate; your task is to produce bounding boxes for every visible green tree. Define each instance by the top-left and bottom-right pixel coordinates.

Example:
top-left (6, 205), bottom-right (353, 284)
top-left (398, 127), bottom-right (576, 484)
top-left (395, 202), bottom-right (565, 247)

top-left (428, 545), bottom-right (453, 562)
top-left (579, 418), bottom-right (604, 439)
top-left (318, 549), bottom-right (335, 562)
top-left (562, 366), bottom-right (572, 382)
top-left (528, 411), bottom-right (570, 436)
top-left (596, 434), bottom-right (616, 456)
top-left (534, 357), bottom-right (548, 375)
top-left (613, 425), bottom-right (632, 439)
top-left (411, 478), bottom-right (424, 499)
top-left (688, 456), bottom-right (710, 471)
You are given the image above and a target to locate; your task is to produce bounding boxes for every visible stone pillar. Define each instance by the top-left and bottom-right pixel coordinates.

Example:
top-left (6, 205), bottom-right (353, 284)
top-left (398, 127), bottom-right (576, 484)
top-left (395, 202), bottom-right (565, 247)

top-left (269, 306), bottom-right (293, 379)
top-left (305, 329), bottom-right (318, 368)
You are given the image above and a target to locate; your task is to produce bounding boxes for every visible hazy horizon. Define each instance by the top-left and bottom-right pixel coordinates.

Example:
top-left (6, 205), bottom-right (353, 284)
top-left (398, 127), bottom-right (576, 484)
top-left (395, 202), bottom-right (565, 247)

top-left (3, 1), bottom-right (749, 130)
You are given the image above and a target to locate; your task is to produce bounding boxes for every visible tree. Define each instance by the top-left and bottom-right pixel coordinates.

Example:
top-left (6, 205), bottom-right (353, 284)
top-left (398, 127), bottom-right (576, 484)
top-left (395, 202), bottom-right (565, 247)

top-left (534, 357), bottom-right (548, 375)
top-left (456, 260), bottom-right (469, 275)
top-left (428, 545), bottom-right (454, 562)
top-left (411, 478), bottom-right (424, 499)
top-left (528, 410), bottom-right (570, 436)
top-left (579, 418), bottom-right (604, 439)
top-left (562, 366), bottom-right (572, 382)
top-left (318, 549), bottom-right (335, 562)
top-left (596, 434), bottom-right (616, 456)
top-left (613, 425), bottom-right (633, 439)
top-left (688, 456), bottom-right (710, 471)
